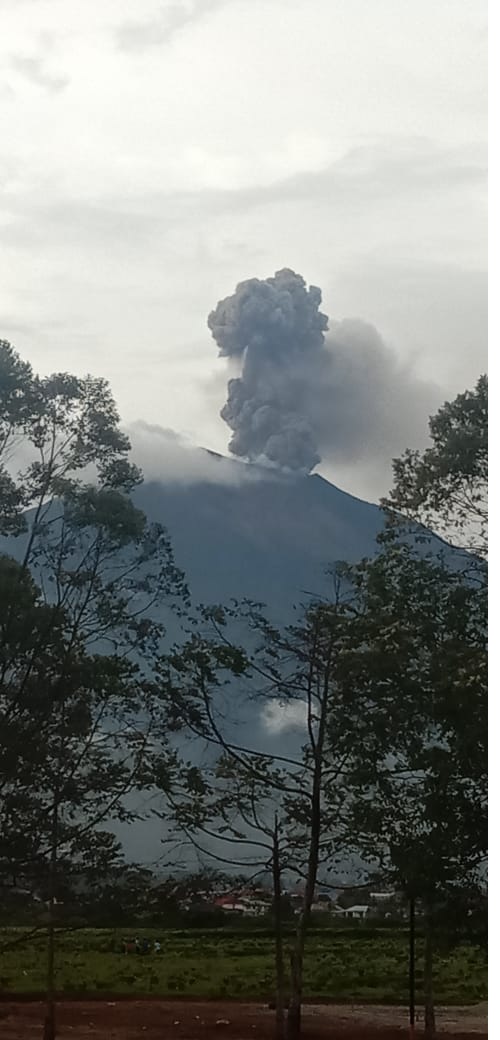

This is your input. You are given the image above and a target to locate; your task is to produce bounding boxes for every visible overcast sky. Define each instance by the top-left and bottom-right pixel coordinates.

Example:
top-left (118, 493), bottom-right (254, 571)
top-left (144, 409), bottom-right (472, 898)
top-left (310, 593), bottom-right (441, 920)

top-left (1, 0), bottom-right (487, 500)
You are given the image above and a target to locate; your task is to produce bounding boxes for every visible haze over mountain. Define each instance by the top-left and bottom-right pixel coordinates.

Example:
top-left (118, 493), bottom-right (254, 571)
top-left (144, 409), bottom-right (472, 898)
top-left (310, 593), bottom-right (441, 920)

top-left (133, 451), bottom-right (382, 618)
top-left (0, 434), bottom-right (385, 865)
top-left (1, 266), bottom-right (472, 867)
top-left (126, 448), bottom-right (385, 862)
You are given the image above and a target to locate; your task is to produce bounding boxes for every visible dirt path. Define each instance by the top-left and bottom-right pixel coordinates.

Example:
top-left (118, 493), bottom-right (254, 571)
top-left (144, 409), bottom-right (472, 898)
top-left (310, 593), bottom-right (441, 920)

top-left (0, 999), bottom-right (488, 1038)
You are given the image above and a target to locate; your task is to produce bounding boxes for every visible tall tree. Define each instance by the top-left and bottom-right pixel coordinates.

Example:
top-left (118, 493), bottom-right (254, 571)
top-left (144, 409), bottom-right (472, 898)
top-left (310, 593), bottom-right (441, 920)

top-left (0, 340), bottom-right (187, 641)
top-left (384, 374), bottom-right (487, 557)
top-left (333, 374), bottom-right (488, 1037)
top-left (0, 557), bottom-right (160, 1039)
top-left (162, 751), bottom-right (290, 1040)
top-left (0, 340), bottom-right (188, 1038)
top-left (155, 593), bottom-right (357, 1040)
top-left (0, 342), bottom-right (187, 845)
top-left (334, 549), bottom-right (486, 1034)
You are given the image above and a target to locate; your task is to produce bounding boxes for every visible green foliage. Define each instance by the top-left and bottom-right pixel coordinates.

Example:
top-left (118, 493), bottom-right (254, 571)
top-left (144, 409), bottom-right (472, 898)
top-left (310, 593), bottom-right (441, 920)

top-left (0, 926), bottom-right (486, 1004)
top-left (0, 340), bottom-right (187, 901)
top-left (335, 540), bottom-right (487, 906)
top-left (384, 374), bottom-right (487, 555)
top-left (0, 555), bottom-right (149, 892)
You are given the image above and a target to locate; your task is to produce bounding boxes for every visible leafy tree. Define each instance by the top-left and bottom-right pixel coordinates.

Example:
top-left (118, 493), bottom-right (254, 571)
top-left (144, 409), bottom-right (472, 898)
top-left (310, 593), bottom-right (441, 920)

top-left (0, 342), bottom-right (187, 876)
top-left (334, 542), bottom-right (486, 1036)
top-left (71, 863), bottom-right (156, 927)
top-left (154, 593), bottom-right (358, 1039)
top-left (384, 374), bottom-right (487, 556)
top-left (161, 748), bottom-right (290, 1038)
top-left (0, 341), bottom-right (187, 647)
top-left (0, 340), bottom-right (37, 535)
top-left (0, 556), bottom-right (165, 1037)
top-left (337, 379), bottom-right (488, 1036)
top-left (0, 341), bottom-right (188, 1039)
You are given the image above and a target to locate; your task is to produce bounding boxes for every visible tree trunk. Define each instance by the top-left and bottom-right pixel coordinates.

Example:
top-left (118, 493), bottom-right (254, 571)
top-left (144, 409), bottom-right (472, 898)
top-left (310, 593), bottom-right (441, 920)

top-left (272, 816), bottom-right (286, 1040)
top-left (423, 902), bottom-right (436, 1039)
top-left (408, 896), bottom-right (416, 1038)
top-left (287, 948), bottom-right (302, 1040)
top-left (286, 750), bottom-right (323, 1037)
top-left (286, 642), bottom-right (331, 1040)
top-left (43, 802), bottom-right (58, 1040)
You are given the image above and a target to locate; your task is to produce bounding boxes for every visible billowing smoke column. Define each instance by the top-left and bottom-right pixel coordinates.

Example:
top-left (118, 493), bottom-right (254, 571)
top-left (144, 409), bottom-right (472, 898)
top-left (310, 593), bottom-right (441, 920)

top-left (208, 268), bottom-right (329, 472)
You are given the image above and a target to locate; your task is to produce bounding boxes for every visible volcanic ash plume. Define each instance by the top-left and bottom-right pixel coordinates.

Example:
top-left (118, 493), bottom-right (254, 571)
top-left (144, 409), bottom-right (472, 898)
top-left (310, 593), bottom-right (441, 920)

top-left (208, 268), bottom-right (329, 473)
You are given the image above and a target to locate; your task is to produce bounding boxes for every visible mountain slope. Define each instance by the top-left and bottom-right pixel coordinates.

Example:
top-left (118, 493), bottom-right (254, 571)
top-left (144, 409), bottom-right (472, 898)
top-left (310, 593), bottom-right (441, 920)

top-left (134, 462), bottom-right (383, 615)
top-left (0, 455), bottom-right (385, 862)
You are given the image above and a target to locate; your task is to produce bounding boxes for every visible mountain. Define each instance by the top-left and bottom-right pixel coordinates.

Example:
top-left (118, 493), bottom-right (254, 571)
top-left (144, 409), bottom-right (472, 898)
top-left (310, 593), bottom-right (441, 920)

top-left (1, 452), bottom-right (385, 863)
top-left (133, 456), bottom-right (383, 617)
top-left (120, 459), bottom-right (384, 860)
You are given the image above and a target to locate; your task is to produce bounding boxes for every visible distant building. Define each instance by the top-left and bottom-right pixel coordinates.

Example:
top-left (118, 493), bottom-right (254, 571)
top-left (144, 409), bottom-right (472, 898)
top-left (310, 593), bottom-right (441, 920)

top-left (309, 901), bottom-right (332, 914)
top-left (213, 892), bottom-right (270, 916)
top-left (341, 904), bottom-right (369, 919)
top-left (213, 897), bottom-right (246, 913)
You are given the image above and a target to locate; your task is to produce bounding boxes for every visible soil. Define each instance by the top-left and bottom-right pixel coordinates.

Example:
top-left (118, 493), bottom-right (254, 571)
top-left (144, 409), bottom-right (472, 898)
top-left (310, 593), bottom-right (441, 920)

top-left (0, 999), bottom-right (488, 1039)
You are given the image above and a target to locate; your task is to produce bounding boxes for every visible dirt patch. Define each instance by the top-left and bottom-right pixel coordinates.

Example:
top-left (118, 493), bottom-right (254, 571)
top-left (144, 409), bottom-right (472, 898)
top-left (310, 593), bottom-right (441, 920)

top-left (0, 999), bottom-right (487, 1039)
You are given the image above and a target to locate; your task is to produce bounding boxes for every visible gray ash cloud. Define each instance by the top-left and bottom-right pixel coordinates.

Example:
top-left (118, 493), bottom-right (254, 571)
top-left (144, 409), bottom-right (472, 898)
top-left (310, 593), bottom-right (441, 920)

top-left (208, 268), bottom-right (329, 472)
top-left (208, 268), bottom-right (441, 479)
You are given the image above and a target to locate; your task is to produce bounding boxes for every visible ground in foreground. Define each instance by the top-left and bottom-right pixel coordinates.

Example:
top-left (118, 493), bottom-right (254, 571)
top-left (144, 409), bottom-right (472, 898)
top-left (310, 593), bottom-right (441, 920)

top-left (0, 1000), bottom-right (488, 1039)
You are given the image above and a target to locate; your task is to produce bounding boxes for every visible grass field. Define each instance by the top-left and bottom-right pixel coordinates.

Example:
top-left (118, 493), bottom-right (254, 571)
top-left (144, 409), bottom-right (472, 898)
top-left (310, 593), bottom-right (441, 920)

top-left (0, 927), bottom-right (487, 1005)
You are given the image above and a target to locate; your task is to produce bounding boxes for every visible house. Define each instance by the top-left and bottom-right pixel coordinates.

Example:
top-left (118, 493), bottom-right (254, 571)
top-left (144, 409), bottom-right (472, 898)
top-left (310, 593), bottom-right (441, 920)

top-left (341, 904), bottom-right (369, 919)
top-left (213, 892), bottom-right (271, 916)
top-left (214, 897), bottom-right (247, 913)
top-left (330, 905), bottom-right (348, 917)
top-left (309, 901), bottom-right (332, 914)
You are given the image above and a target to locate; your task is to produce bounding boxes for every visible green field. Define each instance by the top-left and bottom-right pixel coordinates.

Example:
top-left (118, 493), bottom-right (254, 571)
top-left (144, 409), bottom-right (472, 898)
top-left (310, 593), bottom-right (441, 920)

top-left (0, 927), bottom-right (487, 1004)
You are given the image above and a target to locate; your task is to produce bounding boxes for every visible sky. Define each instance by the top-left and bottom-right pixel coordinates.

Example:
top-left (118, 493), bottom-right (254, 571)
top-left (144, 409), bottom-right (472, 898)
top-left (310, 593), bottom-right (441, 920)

top-left (0, 0), bottom-right (487, 501)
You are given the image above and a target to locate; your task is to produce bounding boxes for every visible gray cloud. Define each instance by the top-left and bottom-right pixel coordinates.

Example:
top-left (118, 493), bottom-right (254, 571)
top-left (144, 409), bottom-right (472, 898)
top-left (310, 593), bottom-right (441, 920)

top-left (209, 268), bottom-right (329, 472)
top-left (0, 139), bottom-right (484, 251)
top-left (9, 55), bottom-right (68, 92)
top-left (208, 269), bottom-right (445, 477)
top-left (115, 1), bottom-right (230, 52)
top-left (0, 0), bottom-right (485, 514)
top-left (127, 420), bottom-right (267, 485)
top-left (123, 140), bottom-right (483, 220)
top-left (128, 312), bottom-right (446, 507)
top-left (331, 261), bottom-right (487, 392)
top-left (212, 140), bottom-right (486, 213)
top-left (319, 319), bottom-right (443, 464)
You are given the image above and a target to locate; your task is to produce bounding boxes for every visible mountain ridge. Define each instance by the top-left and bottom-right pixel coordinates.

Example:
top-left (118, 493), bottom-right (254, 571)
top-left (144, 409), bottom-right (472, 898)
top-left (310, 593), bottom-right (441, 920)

top-left (132, 458), bottom-right (383, 616)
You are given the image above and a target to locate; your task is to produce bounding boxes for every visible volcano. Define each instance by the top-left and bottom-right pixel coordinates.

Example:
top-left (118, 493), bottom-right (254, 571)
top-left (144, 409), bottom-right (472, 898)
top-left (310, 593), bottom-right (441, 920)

top-left (132, 452), bottom-right (383, 618)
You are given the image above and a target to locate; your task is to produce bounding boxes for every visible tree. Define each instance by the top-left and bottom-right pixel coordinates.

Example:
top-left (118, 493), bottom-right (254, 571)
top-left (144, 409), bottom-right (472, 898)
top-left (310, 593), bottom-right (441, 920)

top-left (0, 341), bottom-right (188, 1038)
top-left (0, 341), bottom-right (186, 643)
top-left (154, 593), bottom-right (358, 1040)
top-left (0, 555), bottom-right (165, 1038)
top-left (340, 379), bottom-right (488, 1036)
top-left (334, 543), bottom-right (486, 1036)
top-left (71, 863), bottom-right (156, 927)
top-left (161, 749), bottom-right (291, 1039)
top-left (384, 374), bottom-right (487, 557)
top-left (0, 342), bottom-right (187, 879)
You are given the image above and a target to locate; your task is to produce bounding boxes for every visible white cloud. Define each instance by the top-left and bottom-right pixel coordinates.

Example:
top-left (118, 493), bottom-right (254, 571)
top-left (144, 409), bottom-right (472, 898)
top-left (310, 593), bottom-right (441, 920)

top-left (127, 420), bottom-right (264, 484)
top-left (261, 699), bottom-right (308, 735)
top-left (0, 0), bottom-right (486, 503)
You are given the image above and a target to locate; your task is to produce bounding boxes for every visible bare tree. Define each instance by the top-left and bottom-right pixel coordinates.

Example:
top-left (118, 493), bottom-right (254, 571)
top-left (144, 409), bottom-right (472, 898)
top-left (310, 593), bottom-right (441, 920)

top-left (153, 586), bottom-right (357, 1039)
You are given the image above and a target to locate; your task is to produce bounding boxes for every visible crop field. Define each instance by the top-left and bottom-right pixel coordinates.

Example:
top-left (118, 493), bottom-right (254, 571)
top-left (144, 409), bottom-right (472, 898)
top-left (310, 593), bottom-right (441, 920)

top-left (0, 927), bottom-right (487, 1005)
